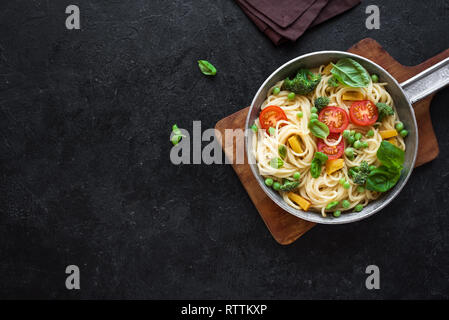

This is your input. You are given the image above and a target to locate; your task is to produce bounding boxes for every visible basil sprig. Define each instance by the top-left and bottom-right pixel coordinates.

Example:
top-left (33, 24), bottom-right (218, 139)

top-left (278, 144), bottom-right (287, 159)
top-left (330, 58), bottom-right (370, 88)
top-left (366, 141), bottom-right (405, 192)
top-left (308, 119), bottom-right (329, 139)
top-left (198, 60), bottom-right (217, 76)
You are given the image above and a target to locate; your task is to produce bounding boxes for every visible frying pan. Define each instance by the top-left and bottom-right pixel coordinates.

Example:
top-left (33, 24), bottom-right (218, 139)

top-left (245, 51), bottom-right (449, 224)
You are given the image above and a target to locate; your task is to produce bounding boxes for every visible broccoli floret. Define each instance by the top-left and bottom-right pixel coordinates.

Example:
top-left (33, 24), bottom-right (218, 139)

top-left (282, 69), bottom-right (321, 95)
top-left (352, 161), bottom-right (371, 185)
top-left (314, 96), bottom-right (330, 111)
top-left (376, 102), bottom-right (394, 121)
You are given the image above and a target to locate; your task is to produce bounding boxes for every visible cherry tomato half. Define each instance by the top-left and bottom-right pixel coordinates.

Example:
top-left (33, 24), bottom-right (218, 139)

top-left (349, 100), bottom-right (378, 126)
top-left (317, 133), bottom-right (345, 160)
top-left (318, 106), bottom-right (349, 133)
top-left (259, 105), bottom-right (288, 132)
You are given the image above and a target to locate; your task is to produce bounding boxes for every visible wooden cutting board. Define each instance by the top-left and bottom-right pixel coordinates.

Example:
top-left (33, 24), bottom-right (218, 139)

top-left (215, 38), bottom-right (448, 245)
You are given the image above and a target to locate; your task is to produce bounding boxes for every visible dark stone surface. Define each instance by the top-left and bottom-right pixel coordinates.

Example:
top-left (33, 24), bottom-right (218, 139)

top-left (0, 0), bottom-right (448, 299)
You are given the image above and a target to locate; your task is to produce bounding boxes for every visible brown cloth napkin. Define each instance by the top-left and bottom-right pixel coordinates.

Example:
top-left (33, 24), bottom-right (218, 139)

top-left (236, 0), bottom-right (361, 45)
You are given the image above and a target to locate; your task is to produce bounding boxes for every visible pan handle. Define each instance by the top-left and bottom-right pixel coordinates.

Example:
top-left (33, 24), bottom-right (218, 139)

top-left (400, 57), bottom-right (449, 104)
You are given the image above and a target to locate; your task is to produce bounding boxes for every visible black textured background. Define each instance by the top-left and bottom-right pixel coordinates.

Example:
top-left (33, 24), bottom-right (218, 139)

top-left (0, 0), bottom-right (448, 299)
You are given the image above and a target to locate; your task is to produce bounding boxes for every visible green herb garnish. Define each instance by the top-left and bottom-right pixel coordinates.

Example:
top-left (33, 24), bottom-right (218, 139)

top-left (326, 201), bottom-right (339, 210)
top-left (310, 151), bottom-right (328, 178)
top-left (198, 60), bottom-right (217, 76)
top-left (308, 119), bottom-right (329, 139)
top-left (330, 58), bottom-right (371, 88)
top-left (278, 144), bottom-right (287, 159)
top-left (171, 124), bottom-right (186, 146)
top-left (366, 141), bottom-right (405, 192)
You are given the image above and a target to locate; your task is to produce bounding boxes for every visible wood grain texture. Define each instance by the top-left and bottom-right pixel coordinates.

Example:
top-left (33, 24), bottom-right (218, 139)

top-left (215, 38), bottom-right (448, 245)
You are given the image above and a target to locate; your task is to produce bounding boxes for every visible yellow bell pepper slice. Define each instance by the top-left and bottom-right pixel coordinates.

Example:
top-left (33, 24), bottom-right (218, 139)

top-left (288, 135), bottom-right (303, 153)
top-left (387, 137), bottom-right (398, 146)
top-left (342, 91), bottom-right (365, 101)
top-left (379, 129), bottom-right (398, 139)
top-left (288, 192), bottom-right (311, 211)
top-left (325, 158), bottom-right (345, 175)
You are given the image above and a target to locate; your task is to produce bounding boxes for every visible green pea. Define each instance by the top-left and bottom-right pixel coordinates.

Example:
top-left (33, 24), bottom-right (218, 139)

top-left (345, 147), bottom-right (354, 159)
top-left (354, 204), bottom-right (364, 212)
top-left (395, 122), bottom-right (404, 131)
top-left (297, 111), bottom-right (303, 118)
top-left (350, 130), bottom-right (356, 136)
top-left (353, 140), bottom-right (362, 149)
top-left (339, 178), bottom-right (346, 185)
top-left (273, 87), bottom-right (280, 95)
top-left (268, 127), bottom-right (275, 135)
top-left (357, 186), bottom-right (365, 193)
top-left (310, 113), bottom-right (318, 120)
top-left (371, 74), bottom-right (379, 83)
top-left (400, 129), bottom-right (408, 137)
top-left (311, 107), bottom-right (318, 114)
top-left (288, 92), bottom-right (295, 100)
top-left (369, 165), bottom-right (376, 171)
top-left (326, 201), bottom-right (339, 210)
top-left (347, 136), bottom-right (356, 145)
top-left (264, 178), bottom-right (273, 187)
top-left (361, 141), bottom-right (369, 148)
top-left (355, 132), bottom-right (362, 140)
top-left (273, 182), bottom-right (281, 191)
top-left (333, 210), bottom-right (341, 217)
top-left (366, 129), bottom-right (374, 137)
top-left (293, 172), bottom-right (301, 180)
top-left (343, 181), bottom-right (350, 189)
top-left (342, 200), bottom-right (350, 208)
top-left (343, 130), bottom-right (351, 139)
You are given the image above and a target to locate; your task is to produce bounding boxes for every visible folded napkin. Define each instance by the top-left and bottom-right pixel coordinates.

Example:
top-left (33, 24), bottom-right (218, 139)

top-left (236, 0), bottom-right (361, 45)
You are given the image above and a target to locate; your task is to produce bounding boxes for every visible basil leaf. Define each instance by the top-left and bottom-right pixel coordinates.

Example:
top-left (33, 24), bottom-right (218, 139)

top-left (171, 124), bottom-right (186, 146)
top-left (278, 144), bottom-right (287, 159)
top-left (330, 58), bottom-right (370, 88)
top-left (279, 180), bottom-right (300, 191)
top-left (366, 165), bottom-right (401, 192)
top-left (270, 157), bottom-right (284, 169)
top-left (310, 151), bottom-right (328, 178)
top-left (377, 141), bottom-right (405, 170)
top-left (308, 119), bottom-right (329, 139)
top-left (198, 60), bottom-right (217, 76)
top-left (314, 151), bottom-right (328, 163)
top-left (326, 201), bottom-right (339, 210)
top-left (310, 158), bottom-right (322, 178)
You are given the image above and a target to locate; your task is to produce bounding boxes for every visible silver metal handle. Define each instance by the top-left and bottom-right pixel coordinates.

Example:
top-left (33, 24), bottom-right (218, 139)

top-left (400, 57), bottom-right (449, 104)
